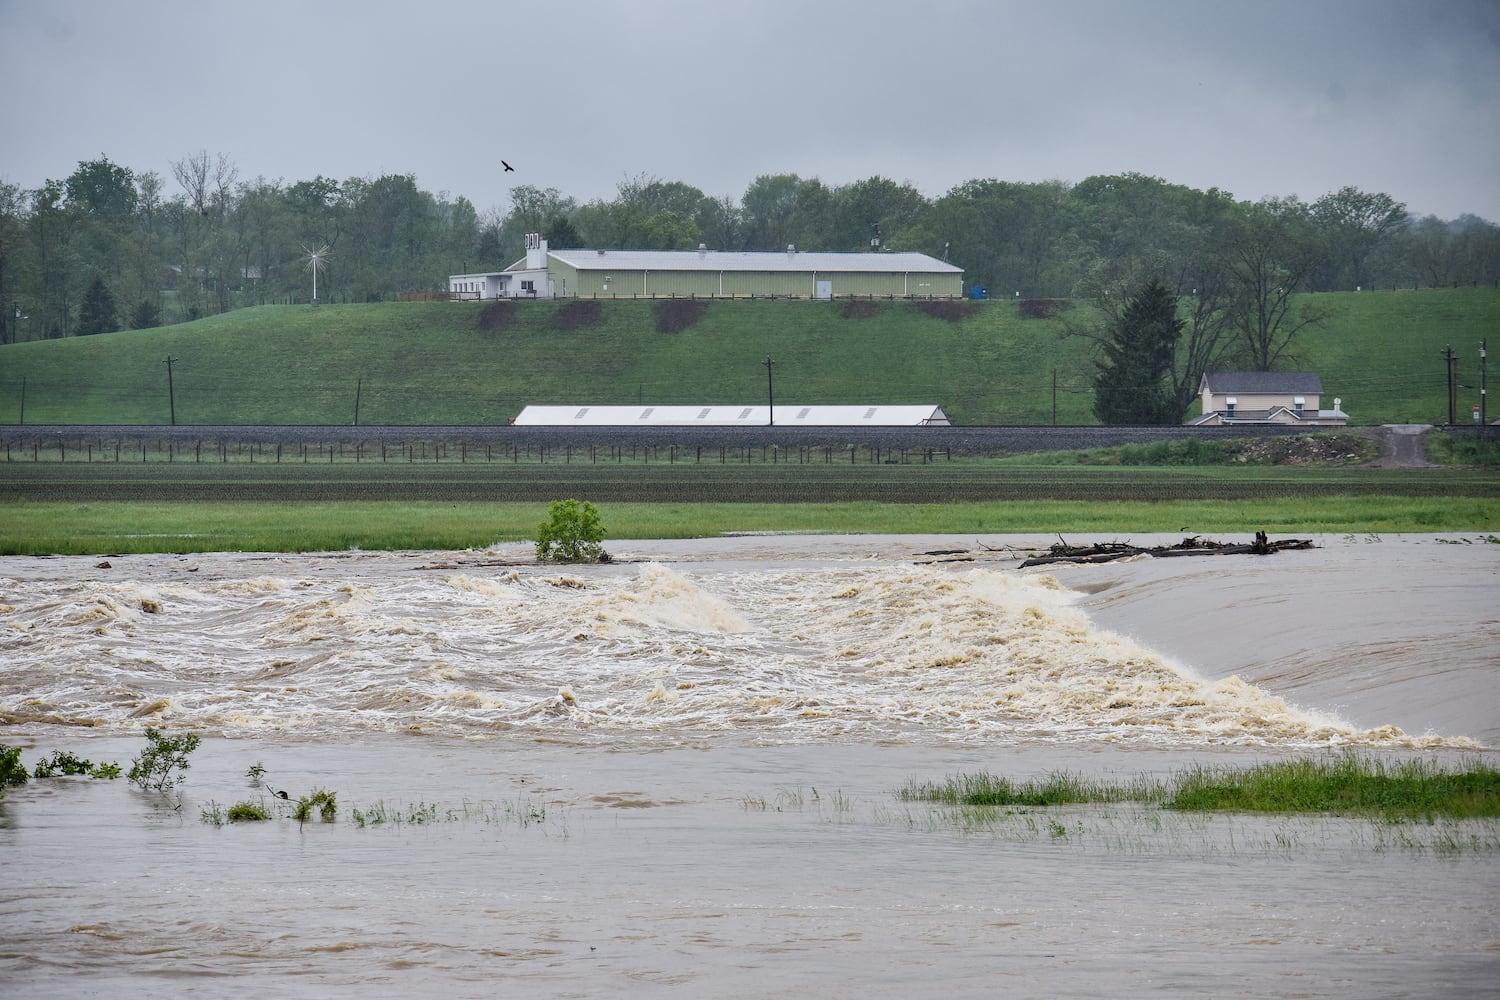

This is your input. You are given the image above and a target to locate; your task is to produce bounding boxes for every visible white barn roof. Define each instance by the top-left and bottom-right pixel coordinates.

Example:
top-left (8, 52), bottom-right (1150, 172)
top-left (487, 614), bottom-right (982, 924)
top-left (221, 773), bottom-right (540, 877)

top-left (513, 404), bottom-right (951, 426)
top-left (541, 248), bottom-right (961, 274)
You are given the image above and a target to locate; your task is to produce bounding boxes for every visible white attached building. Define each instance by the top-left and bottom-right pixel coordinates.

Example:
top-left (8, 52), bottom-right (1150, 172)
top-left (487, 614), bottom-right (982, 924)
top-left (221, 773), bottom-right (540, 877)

top-left (449, 234), bottom-right (553, 299)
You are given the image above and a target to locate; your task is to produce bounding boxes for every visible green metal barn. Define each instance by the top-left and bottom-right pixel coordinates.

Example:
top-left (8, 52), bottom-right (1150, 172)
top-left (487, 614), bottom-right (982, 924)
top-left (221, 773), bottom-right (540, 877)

top-left (450, 236), bottom-right (964, 300)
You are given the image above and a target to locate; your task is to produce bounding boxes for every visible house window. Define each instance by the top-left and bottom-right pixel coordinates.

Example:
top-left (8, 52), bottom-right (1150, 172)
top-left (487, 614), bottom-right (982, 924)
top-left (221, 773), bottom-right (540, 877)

top-left (1294, 396), bottom-right (1306, 417)
top-left (1225, 396), bottom-right (1237, 417)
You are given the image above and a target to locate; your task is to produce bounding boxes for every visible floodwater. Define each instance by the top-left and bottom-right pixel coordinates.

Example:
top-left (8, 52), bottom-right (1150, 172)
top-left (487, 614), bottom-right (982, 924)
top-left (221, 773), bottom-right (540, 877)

top-left (2, 534), bottom-right (1497, 998)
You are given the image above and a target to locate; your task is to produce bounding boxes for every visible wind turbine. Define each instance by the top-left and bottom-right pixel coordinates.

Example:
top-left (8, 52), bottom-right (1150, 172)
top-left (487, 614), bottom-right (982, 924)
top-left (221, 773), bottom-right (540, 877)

top-left (301, 243), bottom-right (331, 305)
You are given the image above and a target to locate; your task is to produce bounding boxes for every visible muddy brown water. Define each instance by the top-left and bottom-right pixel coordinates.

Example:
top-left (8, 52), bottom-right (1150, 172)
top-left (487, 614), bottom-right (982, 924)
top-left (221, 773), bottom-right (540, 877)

top-left (3, 534), bottom-right (1497, 997)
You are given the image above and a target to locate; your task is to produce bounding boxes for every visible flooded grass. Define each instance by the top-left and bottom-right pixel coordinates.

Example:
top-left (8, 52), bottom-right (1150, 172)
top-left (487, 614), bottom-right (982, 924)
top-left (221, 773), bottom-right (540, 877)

top-left (897, 770), bottom-right (1158, 808)
top-left (1165, 755), bottom-right (1500, 821)
top-left (899, 754), bottom-right (1500, 822)
top-left (350, 797), bottom-right (561, 832)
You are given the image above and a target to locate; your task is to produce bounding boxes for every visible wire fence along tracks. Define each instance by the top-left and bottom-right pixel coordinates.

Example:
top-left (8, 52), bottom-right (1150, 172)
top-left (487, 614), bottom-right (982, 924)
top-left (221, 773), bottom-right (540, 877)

top-left (0, 422), bottom-right (1423, 462)
top-left (1, 426), bottom-right (1493, 505)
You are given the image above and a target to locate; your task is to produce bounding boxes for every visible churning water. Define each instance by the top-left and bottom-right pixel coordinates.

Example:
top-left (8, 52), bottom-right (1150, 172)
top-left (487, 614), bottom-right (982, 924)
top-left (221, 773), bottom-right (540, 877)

top-left (2, 535), bottom-right (1497, 997)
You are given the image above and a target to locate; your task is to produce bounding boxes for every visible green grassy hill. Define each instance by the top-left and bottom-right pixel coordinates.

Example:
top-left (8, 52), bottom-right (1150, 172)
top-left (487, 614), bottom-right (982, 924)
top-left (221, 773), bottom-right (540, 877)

top-left (1, 289), bottom-right (1495, 426)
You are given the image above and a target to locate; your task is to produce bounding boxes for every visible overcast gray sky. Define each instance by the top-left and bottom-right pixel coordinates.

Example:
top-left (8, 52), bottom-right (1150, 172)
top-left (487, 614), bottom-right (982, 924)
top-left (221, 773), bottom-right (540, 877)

top-left (4, 0), bottom-right (1498, 222)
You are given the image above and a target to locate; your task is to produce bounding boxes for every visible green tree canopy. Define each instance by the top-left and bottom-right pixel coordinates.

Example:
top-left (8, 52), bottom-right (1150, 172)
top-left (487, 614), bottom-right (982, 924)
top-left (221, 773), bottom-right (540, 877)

top-left (76, 274), bottom-right (117, 335)
top-left (1092, 279), bottom-right (1184, 424)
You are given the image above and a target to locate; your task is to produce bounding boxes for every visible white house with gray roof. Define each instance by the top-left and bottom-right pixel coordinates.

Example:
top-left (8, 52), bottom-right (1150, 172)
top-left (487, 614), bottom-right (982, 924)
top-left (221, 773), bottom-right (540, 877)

top-left (1190, 372), bottom-right (1348, 425)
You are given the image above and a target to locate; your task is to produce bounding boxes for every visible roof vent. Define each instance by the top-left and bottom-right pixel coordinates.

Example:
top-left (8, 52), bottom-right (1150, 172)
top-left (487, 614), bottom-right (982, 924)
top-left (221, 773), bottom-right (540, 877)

top-left (697, 243), bottom-right (708, 256)
top-left (596, 248), bottom-right (606, 255)
top-left (786, 244), bottom-right (796, 254)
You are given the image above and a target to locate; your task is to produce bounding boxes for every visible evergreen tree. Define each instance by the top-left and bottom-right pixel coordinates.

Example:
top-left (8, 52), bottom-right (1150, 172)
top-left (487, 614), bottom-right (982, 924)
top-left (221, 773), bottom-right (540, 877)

top-left (129, 298), bottom-right (160, 330)
top-left (77, 275), bottom-right (117, 336)
top-left (1092, 279), bottom-right (1184, 424)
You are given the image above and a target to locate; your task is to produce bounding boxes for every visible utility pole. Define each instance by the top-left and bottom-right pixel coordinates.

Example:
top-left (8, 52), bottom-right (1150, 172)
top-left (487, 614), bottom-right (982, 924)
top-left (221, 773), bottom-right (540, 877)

top-left (762, 356), bottom-right (776, 426)
top-left (353, 378), bottom-right (362, 426)
top-left (1443, 345), bottom-right (1458, 425)
top-left (1481, 339), bottom-right (1489, 430)
top-left (1052, 368), bottom-right (1058, 426)
top-left (18, 375), bottom-right (25, 426)
top-left (164, 356), bottom-right (178, 426)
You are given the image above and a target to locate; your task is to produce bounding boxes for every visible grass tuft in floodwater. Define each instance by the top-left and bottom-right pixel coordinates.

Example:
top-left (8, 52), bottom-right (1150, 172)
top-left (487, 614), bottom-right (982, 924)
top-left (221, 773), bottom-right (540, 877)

top-left (897, 770), bottom-right (1155, 808)
top-left (900, 755), bottom-right (1500, 822)
top-left (228, 801), bottom-right (271, 822)
top-left (1164, 756), bottom-right (1500, 821)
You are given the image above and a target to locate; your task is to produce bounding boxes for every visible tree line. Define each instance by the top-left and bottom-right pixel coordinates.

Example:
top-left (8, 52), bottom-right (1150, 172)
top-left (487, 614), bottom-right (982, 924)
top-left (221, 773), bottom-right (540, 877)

top-left (1, 152), bottom-right (1497, 345)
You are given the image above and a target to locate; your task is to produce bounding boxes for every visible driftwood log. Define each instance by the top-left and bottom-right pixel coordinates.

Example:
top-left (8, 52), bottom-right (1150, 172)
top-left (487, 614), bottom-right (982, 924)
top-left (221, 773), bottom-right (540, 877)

top-left (1017, 532), bottom-right (1314, 567)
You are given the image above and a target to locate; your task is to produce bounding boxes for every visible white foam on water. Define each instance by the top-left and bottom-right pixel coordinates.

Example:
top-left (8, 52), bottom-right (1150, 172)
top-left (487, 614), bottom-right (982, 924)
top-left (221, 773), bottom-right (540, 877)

top-left (0, 559), bottom-right (1476, 748)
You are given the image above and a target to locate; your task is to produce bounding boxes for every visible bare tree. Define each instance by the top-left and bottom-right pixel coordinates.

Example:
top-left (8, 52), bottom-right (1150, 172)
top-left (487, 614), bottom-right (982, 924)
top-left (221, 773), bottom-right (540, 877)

top-left (1223, 197), bottom-right (1331, 370)
top-left (170, 151), bottom-right (239, 313)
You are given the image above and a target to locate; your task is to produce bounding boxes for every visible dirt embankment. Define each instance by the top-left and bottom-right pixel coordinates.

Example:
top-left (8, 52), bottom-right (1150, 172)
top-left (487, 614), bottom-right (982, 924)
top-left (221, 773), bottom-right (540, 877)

top-left (1227, 427), bottom-right (1438, 468)
top-left (1228, 433), bottom-right (1375, 465)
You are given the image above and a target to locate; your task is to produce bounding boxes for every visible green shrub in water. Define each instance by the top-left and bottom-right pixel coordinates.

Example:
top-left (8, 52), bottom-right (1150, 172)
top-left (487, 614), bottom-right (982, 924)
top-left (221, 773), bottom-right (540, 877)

top-left (535, 498), bottom-right (607, 563)
top-left (228, 801), bottom-right (271, 822)
top-left (293, 789), bottom-right (337, 823)
top-left (1, 745), bottom-right (27, 795)
top-left (128, 727), bottom-right (201, 791)
top-left (32, 749), bottom-right (121, 779)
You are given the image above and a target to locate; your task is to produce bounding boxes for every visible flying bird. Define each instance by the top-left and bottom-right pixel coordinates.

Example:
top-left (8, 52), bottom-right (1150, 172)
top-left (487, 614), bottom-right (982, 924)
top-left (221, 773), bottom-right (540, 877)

top-left (502, 160), bottom-right (515, 172)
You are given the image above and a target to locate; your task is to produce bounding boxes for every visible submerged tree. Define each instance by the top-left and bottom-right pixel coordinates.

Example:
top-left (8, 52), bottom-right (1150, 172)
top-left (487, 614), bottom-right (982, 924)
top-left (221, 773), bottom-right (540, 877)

top-left (1092, 279), bottom-right (1184, 424)
top-left (535, 498), bottom-right (607, 563)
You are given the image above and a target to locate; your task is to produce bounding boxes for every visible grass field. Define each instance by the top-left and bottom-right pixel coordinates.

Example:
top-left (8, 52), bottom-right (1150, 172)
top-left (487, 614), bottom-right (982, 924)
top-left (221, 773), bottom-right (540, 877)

top-left (5, 497), bottom-right (1496, 556)
top-left (1, 456), bottom-right (1494, 554)
top-left (2, 287), bottom-right (1496, 426)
